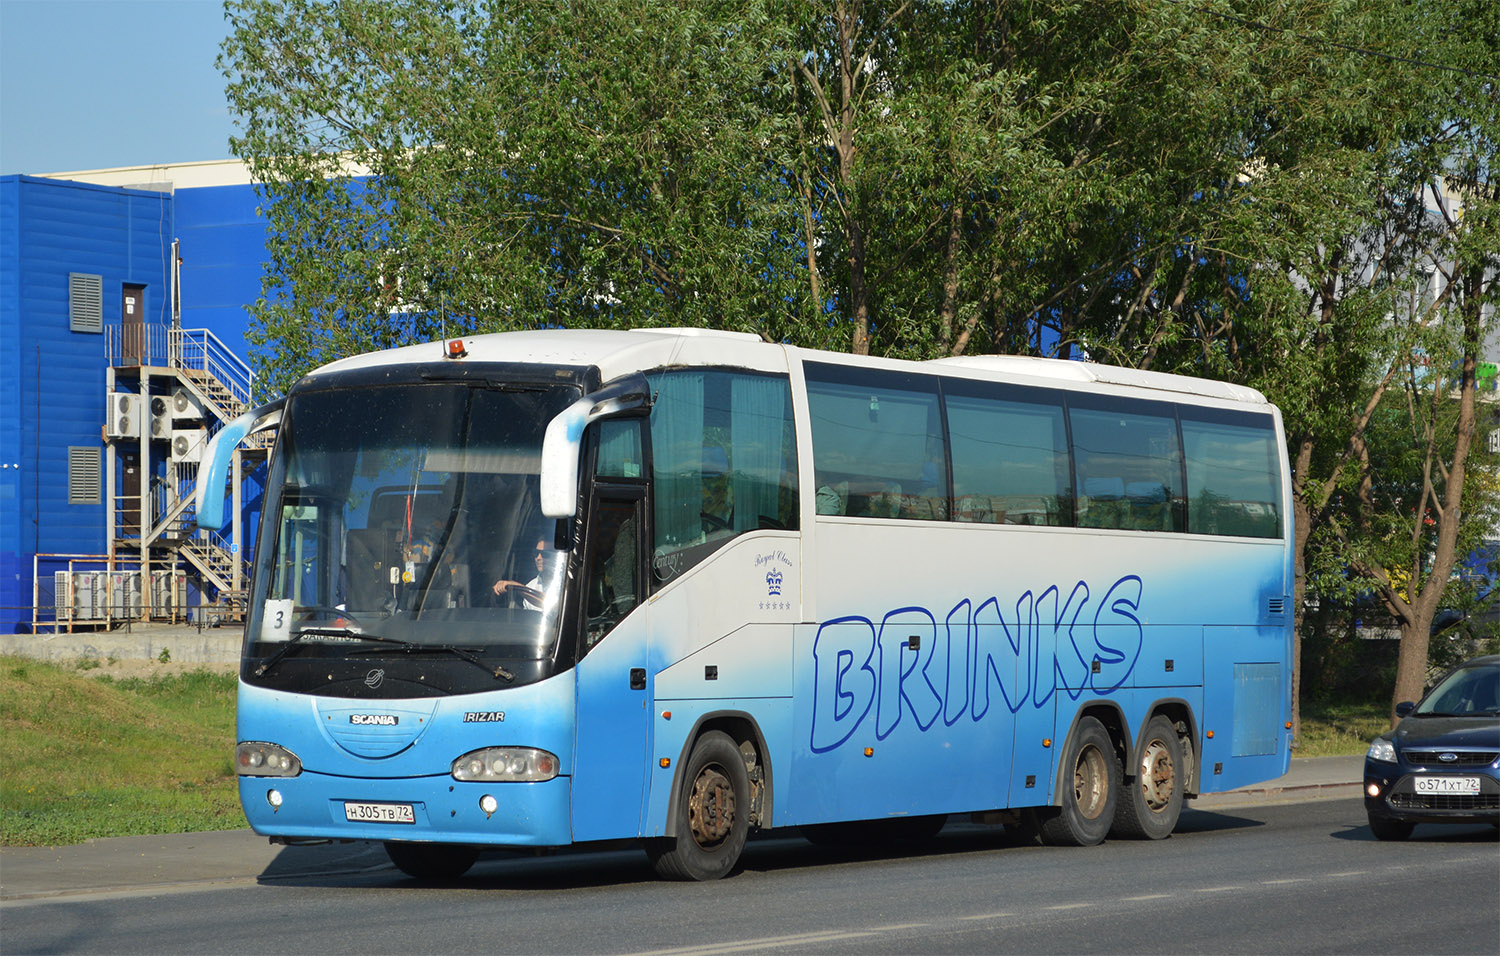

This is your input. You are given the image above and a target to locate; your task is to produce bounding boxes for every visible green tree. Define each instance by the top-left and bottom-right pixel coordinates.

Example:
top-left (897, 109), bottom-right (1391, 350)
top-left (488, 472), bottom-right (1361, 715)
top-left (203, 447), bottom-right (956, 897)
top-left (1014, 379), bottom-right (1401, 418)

top-left (223, 0), bottom-right (813, 394)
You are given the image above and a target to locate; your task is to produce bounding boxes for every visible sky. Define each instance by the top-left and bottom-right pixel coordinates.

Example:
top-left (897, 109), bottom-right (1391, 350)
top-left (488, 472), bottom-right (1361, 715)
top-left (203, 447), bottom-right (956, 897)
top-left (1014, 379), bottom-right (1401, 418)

top-left (0, 0), bottom-right (237, 175)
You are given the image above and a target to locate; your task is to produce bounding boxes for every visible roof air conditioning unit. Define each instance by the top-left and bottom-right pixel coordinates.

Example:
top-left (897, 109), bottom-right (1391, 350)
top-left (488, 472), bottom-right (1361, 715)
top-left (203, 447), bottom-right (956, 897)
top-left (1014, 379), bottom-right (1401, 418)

top-left (149, 395), bottom-right (172, 439)
top-left (171, 427), bottom-right (208, 462)
top-left (105, 393), bottom-right (141, 439)
top-left (172, 387), bottom-right (204, 421)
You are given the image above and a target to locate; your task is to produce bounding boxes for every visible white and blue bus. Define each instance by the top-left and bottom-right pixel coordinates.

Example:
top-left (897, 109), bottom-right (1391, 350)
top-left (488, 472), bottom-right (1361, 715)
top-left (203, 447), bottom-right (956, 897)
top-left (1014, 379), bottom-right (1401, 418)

top-left (197, 328), bottom-right (1293, 880)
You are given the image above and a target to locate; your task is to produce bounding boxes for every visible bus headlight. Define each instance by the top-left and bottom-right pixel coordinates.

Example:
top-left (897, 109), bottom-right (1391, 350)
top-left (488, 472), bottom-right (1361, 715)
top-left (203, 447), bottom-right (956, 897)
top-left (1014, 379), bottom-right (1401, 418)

top-left (237, 741), bottom-right (303, 777)
top-left (452, 747), bottom-right (559, 782)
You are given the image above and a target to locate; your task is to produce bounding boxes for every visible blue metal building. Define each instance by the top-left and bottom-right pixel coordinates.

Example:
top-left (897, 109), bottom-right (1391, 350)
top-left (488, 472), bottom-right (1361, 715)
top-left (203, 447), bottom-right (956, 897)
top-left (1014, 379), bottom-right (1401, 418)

top-left (1, 165), bottom-right (266, 634)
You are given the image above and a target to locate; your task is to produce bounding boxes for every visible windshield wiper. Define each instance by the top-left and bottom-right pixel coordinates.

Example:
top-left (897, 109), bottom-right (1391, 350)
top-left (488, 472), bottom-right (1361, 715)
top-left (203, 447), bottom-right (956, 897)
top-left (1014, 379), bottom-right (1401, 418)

top-left (255, 625), bottom-right (363, 677)
top-left (347, 633), bottom-right (515, 683)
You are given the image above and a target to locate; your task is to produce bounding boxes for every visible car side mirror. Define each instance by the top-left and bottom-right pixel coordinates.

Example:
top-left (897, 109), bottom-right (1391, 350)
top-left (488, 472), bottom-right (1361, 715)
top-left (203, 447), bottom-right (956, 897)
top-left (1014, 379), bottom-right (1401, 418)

top-left (1394, 701), bottom-right (1416, 718)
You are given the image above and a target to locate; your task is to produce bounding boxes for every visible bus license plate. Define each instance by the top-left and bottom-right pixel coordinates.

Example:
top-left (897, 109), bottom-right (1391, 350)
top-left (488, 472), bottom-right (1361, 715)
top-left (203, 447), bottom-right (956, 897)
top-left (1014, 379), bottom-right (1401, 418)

top-left (344, 801), bottom-right (415, 824)
top-left (1414, 776), bottom-right (1480, 795)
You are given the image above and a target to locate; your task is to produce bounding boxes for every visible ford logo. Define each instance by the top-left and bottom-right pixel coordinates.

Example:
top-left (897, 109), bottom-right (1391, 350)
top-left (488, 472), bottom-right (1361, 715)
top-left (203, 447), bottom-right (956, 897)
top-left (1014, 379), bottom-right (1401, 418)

top-left (1439, 752), bottom-right (1458, 762)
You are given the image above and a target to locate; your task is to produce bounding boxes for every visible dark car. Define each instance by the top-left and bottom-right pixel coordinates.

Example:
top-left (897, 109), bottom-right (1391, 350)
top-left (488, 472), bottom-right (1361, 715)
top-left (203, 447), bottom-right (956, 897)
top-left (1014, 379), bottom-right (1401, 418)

top-left (1363, 655), bottom-right (1500, 840)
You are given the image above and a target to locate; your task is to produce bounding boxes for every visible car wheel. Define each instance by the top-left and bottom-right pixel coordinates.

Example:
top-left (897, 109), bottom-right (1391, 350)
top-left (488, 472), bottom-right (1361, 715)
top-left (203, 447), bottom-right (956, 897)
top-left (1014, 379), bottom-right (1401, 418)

top-left (1367, 814), bottom-right (1414, 841)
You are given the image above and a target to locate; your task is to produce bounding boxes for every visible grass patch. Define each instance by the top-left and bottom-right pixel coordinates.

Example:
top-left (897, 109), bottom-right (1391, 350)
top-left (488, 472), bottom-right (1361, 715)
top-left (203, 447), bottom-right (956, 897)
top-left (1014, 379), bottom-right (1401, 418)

top-left (1, 656), bottom-right (244, 846)
top-left (1296, 699), bottom-right (1390, 757)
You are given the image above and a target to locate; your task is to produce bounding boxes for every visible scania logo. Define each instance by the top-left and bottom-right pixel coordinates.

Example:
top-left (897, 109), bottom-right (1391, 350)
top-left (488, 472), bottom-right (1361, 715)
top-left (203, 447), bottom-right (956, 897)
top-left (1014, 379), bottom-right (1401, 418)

top-left (364, 668), bottom-right (386, 689)
top-left (350, 714), bottom-right (399, 726)
top-left (1439, 752), bottom-right (1458, 763)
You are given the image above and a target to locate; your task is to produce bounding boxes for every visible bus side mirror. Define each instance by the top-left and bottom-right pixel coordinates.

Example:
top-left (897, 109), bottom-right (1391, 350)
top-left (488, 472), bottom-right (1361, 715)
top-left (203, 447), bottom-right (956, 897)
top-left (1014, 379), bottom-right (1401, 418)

top-left (539, 375), bottom-right (651, 518)
top-left (194, 399), bottom-right (284, 531)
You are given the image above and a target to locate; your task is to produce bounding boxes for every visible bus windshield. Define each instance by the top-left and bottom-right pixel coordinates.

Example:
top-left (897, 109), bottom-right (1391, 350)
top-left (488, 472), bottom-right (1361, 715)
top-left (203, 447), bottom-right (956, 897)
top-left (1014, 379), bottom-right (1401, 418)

top-left (243, 382), bottom-right (579, 686)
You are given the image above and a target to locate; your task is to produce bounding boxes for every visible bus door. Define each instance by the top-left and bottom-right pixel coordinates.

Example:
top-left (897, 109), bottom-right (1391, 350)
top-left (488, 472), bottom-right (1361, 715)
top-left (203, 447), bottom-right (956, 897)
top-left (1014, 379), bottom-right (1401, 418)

top-left (570, 483), bottom-right (650, 842)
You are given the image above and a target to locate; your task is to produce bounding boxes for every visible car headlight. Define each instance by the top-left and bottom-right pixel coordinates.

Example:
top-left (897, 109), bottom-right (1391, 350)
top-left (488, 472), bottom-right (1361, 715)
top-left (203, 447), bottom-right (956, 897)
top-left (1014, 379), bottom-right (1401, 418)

top-left (452, 747), bottom-right (559, 782)
top-left (237, 741), bottom-right (302, 777)
top-left (1366, 737), bottom-right (1397, 763)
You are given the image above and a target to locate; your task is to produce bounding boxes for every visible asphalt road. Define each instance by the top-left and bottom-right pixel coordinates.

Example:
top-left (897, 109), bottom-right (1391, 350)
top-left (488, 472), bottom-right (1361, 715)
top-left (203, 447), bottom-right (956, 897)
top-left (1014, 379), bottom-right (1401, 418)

top-left (2, 798), bottom-right (1495, 955)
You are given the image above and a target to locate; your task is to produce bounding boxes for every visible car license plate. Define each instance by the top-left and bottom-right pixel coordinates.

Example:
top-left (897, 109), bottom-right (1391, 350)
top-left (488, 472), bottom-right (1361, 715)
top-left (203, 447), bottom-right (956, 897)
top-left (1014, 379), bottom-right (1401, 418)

top-left (1414, 776), bottom-right (1480, 795)
top-left (344, 801), bottom-right (415, 824)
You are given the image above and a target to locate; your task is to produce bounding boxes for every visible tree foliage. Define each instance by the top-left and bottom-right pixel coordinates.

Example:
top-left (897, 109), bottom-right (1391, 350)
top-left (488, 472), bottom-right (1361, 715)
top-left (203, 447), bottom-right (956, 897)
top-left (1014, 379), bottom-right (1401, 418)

top-left (223, 0), bottom-right (1500, 718)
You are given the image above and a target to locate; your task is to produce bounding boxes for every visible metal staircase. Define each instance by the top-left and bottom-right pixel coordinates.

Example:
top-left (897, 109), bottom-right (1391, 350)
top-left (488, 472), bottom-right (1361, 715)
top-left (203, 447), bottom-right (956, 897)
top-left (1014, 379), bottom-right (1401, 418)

top-left (104, 324), bottom-right (267, 621)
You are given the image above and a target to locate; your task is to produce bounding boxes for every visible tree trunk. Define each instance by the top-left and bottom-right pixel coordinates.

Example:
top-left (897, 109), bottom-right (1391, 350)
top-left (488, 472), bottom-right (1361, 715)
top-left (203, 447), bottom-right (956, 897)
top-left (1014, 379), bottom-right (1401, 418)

top-left (1391, 612), bottom-right (1433, 713)
top-left (1289, 435), bottom-right (1316, 747)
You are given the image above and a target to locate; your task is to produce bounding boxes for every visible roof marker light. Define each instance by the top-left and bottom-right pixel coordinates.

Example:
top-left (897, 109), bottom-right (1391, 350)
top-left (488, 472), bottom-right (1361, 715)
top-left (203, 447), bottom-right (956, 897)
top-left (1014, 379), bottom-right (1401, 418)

top-left (445, 338), bottom-right (468, 359)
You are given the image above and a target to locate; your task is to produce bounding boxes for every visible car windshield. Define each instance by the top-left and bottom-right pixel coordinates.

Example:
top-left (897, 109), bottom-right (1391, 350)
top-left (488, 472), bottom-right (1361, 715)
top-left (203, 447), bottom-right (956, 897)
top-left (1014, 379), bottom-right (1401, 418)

top-left (244, 382), bottom-right (577, 665)
top-left (1414, 661), bottom-right (1500, 717)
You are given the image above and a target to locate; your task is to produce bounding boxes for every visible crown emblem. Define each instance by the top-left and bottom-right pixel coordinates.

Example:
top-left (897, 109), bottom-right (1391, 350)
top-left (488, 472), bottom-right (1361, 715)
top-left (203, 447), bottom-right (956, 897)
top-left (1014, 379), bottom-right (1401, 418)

top-left (766, 568), bottom-right (784, 596)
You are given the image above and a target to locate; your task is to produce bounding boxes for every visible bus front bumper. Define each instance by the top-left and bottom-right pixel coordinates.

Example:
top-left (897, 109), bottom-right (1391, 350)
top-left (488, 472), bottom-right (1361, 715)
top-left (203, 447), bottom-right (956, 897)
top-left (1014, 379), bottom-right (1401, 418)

top-left (238, 773), bottom-right (573, 847)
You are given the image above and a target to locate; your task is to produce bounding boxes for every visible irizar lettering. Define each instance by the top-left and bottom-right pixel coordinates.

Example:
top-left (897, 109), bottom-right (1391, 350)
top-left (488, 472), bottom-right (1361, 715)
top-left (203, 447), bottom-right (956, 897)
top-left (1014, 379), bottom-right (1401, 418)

top-left (810, 574), bottom-right (1143, 753)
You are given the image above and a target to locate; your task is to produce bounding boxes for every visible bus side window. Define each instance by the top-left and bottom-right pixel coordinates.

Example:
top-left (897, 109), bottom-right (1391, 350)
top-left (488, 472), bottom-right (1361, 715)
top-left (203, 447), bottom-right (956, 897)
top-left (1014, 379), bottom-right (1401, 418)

top-left (646, 369), bottom-right (798, 585)
top-left (804, 363), bottom-right (947, 523)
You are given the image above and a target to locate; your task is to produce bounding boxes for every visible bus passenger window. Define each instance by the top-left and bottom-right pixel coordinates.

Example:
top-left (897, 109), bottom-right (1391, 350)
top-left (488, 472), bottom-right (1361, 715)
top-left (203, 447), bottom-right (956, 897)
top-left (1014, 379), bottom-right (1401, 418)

top-left (805, 363), bottom-right (947, 522)
top-left (1181, 412), bottom-right (1281, 538)
top-left (647, 369), bottom-right (798, 584)
top-left (1069, 401), bottom-right (1185, 533)
top-left (945, 384), bottom-right (1069, 527)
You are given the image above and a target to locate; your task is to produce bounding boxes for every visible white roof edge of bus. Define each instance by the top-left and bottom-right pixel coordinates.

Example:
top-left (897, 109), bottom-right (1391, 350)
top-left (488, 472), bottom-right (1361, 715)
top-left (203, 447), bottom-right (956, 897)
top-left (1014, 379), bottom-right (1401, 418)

top-left (305, 330), bottom-right (1265, 405)
top-left (630, 327), bottom-right (765, 343)
top-left (929, 355), bottom-right (1268, 405)
top-left (304, 328), bottom-right (790, 381)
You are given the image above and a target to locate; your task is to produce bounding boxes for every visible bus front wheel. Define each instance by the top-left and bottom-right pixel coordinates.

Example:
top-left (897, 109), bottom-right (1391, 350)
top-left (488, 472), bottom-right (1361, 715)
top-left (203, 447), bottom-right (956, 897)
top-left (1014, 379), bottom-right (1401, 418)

top-left (647, 730), bottom-right (750, 881)
top-left (1037, 717), bottom-right (1119, 847)
top-left (1112, 715), bottom-right (1185, 840)
top-left (384, 842), bottom-right (479, 881)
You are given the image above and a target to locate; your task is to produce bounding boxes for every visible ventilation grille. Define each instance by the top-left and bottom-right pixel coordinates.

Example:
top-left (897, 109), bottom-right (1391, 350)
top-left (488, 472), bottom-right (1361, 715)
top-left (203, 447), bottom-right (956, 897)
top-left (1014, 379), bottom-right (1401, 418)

top-left (1403, 750), bottom-right (1498, 768)
top-left (68, 273), bottom-right (103, 333)
top-left (1389, 793), bottom-right (1500, 811)
top-left (67, 446), bottom-right (102, 504)
top-left (1268, 597), bottom-right (1286, 615)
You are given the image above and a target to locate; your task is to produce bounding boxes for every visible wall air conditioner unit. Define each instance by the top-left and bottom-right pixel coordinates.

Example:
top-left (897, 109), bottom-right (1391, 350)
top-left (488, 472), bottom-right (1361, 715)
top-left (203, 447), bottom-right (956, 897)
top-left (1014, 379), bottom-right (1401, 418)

top-left (150, 570), bottom-right (188, 617)
top-left (171, 387), bottom-right (204, 421)
top-left (73, 570), bottom-right (104, 619)
top-left (105, 393), bottom-right (141, 439)
top-left (149, 395), bottom-right (173, 440)
top-left (110, 570), bottom-right (142, 619)
top-left (54, 570), bottom-right (72, 616)
top-left (171, 427), bottom-right (208, 463)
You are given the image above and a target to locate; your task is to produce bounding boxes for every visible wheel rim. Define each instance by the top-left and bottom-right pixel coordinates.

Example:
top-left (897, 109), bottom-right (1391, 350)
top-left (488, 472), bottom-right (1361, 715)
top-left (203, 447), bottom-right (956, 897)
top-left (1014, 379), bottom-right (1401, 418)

top-left (1073, 744), bottom-right (1109, 820)
top-left (687, 763), bottom-right (736, 849)
top-left (1138, 739), bottom-right (1176, 812)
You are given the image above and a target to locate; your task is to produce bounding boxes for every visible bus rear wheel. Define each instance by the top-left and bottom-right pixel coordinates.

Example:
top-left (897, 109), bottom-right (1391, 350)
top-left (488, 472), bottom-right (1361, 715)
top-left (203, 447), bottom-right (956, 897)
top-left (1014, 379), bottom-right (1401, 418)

top-left (1112, 715), bottom-right (1185, 840)
top-left (647, 731), bottom-right (750, 881)
top-left (1037, 717), bottom-right (1119, 847)
top-left (384, 842), bottom-right (479, 881)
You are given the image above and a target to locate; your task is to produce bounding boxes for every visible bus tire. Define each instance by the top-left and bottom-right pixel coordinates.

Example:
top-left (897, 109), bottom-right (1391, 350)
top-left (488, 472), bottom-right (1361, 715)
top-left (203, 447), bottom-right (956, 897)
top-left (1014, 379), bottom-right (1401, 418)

top-left (1037, 716), bottom-right (1119, 847)
top-left (384, 842), bottom-right (479, 881)
top-left (647, 730), bottom-right (750, 881)
top-left (1112, 714), bottom-right (1185, 840)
